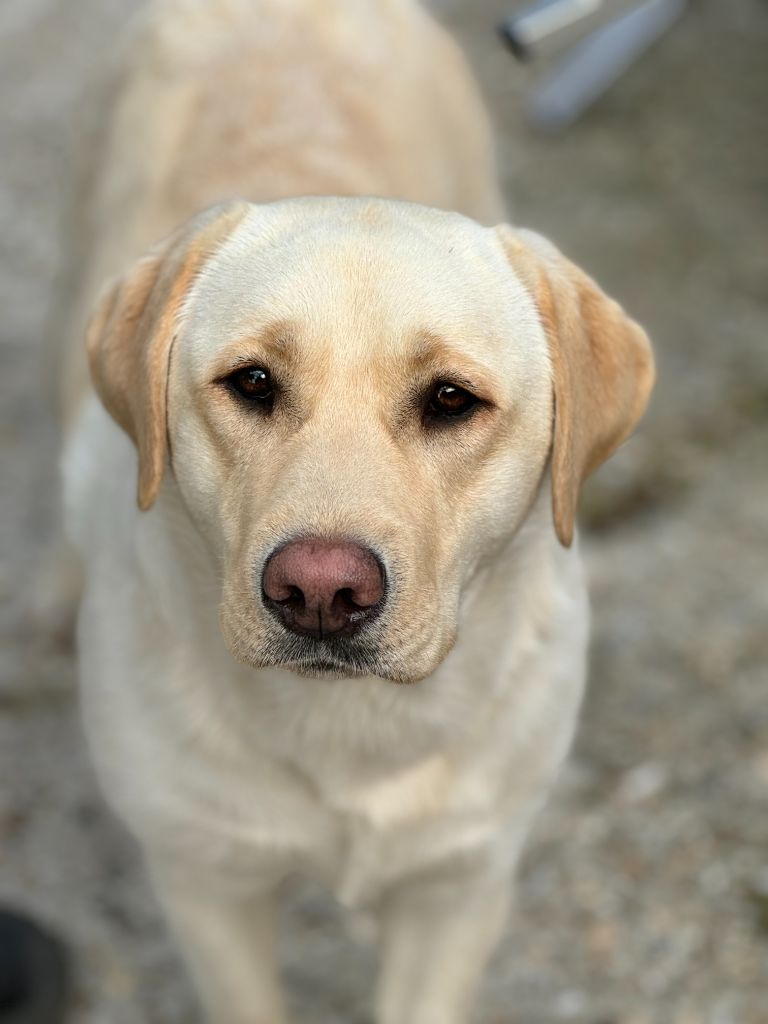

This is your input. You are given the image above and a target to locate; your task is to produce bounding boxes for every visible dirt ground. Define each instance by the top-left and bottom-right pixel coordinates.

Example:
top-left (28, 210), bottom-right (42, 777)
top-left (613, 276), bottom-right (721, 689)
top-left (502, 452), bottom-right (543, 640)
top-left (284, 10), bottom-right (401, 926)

top-left (1, 1), bottom-right (767, 1022)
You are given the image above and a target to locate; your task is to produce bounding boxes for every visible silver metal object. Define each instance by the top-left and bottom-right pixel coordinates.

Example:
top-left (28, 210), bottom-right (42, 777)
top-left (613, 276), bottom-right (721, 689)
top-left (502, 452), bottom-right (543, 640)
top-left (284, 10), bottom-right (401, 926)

top-left (520, 0), bottom-right (687, 130)
top-left (499, 0), bottom-right (646, 61)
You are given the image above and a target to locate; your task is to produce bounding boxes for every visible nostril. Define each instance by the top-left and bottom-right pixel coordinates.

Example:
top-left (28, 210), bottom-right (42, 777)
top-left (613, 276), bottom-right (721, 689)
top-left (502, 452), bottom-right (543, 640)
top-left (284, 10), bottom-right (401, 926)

top-left (333, 587), bottom-right (365, 615)
top-left (278, 585), bottom-right (304, 610)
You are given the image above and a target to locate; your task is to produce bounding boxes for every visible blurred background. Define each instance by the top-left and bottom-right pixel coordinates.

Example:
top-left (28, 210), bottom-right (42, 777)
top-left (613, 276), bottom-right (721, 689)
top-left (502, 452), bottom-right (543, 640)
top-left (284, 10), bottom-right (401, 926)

top-left (0, 1), bottom-right (766, 1021)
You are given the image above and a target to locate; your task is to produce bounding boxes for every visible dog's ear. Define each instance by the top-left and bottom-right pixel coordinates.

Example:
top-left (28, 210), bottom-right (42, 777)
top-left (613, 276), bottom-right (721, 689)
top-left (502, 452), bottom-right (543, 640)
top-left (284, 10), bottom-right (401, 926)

top-left (497, 226), bottom-right (655, 547)
top-left (86, 201), bottom-right (249, 510)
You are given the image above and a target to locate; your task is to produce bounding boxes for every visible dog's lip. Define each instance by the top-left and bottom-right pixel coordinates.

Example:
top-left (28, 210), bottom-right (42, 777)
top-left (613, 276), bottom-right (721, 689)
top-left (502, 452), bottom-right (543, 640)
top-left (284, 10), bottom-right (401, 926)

top-left (222, 612), bottom-right (444, 684)
top-left (232, 644), bottom-right (430, 684)
top-left (265, 650), bottom-right (432, 685)
top-left (244, 632), bottom-right (386, 678)
top-left (273, 648), bottom-right (381, 679)
top-left (282, 657), bottom-right (371, 679)
top-left (242, 642), bottom-right (423, 683)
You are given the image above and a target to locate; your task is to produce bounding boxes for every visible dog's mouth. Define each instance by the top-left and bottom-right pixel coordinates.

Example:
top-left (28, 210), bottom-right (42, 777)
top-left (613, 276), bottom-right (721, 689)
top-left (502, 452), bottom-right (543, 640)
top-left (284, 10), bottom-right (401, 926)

top-left (252, 632), bottom-right (395, 681)
top-left (283, 656), bottom-right (373, 680)
top-left (221, 602), bottom-right (444, 684)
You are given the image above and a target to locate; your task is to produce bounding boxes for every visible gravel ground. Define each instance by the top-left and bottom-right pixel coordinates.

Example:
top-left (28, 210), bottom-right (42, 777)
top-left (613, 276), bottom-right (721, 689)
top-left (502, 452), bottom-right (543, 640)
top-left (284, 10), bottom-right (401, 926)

top-left (1, 1), bottom-right (767, 1022)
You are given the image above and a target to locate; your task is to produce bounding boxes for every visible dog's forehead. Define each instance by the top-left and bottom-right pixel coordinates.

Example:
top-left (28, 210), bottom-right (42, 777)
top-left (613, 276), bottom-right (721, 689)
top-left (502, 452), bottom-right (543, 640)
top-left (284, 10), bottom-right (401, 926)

top-left (181, 198), bottom-right (545, 370)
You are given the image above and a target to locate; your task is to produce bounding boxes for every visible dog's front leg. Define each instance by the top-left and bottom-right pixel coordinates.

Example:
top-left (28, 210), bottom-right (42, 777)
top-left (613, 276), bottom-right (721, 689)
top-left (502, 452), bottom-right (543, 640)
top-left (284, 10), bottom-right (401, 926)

top-left (149, 862), bottom-right (289, 1024)
top-left (375, 868), bottom-right (511, 1024)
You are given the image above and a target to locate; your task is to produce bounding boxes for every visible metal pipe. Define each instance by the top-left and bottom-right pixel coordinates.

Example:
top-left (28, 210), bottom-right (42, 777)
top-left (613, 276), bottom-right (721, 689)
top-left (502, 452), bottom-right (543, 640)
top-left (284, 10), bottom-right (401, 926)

top-left (499, 0), bottom-right (645, 61)
top-left (525, 0), bottom-right (687, 130)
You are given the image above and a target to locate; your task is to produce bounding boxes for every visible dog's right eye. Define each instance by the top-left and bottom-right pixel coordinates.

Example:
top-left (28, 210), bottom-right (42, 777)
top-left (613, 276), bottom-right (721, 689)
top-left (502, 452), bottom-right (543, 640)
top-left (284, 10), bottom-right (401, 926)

top-left (226, 366), bottom-right (275, 408)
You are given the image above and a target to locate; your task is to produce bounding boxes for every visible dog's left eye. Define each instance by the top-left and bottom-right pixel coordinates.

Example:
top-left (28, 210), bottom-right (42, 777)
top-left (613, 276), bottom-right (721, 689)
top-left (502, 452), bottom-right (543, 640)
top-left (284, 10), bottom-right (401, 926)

top-left (226, 366), bottom-right (275, 407)
top-left (424, 381), bottom-right (480, 422)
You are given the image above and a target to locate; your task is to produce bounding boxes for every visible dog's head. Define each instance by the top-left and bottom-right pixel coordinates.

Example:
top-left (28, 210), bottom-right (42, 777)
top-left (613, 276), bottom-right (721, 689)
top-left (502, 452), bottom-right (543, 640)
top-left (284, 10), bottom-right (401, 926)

top-left (87, 198), bottom-right (653, 682)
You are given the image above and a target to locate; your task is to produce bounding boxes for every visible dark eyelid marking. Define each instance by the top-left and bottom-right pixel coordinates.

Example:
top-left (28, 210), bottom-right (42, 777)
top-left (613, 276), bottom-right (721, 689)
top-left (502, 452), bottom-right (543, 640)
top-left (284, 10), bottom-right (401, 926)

top-left (410, 331), bottom-right (499, 407)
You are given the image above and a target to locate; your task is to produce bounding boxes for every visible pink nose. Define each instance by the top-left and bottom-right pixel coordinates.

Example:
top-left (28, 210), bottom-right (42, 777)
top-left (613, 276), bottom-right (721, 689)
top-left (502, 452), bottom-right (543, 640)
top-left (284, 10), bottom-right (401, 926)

top-left (262, 538), bottom-right (385, 638)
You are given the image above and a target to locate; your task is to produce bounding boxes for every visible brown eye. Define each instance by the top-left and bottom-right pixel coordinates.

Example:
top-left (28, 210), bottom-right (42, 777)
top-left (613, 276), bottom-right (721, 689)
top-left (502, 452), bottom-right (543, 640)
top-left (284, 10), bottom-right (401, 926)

top-left (227, 366), bottom-right (274, 408)
top-left (424, 381), bottom-right (479, 422)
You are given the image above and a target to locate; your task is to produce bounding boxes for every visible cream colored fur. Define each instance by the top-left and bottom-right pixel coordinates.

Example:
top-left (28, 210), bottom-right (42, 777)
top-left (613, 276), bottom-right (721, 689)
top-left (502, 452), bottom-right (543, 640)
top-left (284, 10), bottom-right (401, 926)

top-left (61, 2), bottom-right (653, 1023)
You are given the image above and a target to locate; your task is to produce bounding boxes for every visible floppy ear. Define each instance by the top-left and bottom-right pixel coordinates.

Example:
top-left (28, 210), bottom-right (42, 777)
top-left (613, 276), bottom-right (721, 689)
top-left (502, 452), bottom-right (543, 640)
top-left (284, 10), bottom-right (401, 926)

top-left (497, 226), bottom-right (655, 547)
top-left (86, 201), bottom-right (249, 510)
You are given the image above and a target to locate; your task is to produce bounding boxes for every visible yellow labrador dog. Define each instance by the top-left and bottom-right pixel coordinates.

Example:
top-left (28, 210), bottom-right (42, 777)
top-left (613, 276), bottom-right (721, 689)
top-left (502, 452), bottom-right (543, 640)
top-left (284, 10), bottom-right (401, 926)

top-left (62, 1), bottom-right (654, 1021)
